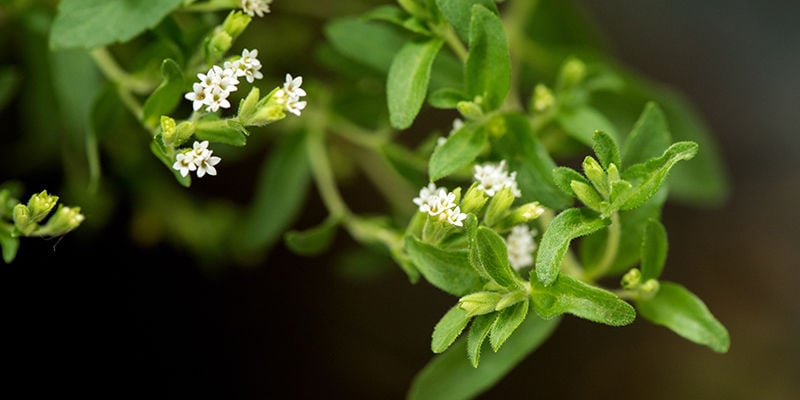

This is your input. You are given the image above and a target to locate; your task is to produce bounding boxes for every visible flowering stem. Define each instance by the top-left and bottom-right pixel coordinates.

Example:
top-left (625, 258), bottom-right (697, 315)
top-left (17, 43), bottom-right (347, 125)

top-left (182, 0), bottom-right (239, 12)
top-left (586, 211), bottom-right (621, 282)
top-left (307, 127), bottom-right (349, 219)
top-left (90, 48), bottom-right (153, 94)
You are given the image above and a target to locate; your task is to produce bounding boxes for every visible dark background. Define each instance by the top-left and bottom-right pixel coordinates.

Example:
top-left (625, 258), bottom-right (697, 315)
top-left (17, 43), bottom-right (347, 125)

top-left (2, 1), bottom-right (799, 399)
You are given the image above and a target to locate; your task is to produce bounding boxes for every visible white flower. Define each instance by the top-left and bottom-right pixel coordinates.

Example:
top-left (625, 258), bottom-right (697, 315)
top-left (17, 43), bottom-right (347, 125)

top-left (283, 73), bottom-right (307, 98)
top-left (444, 206), bottom-right (468, 227)
top-left (226, 49), bottom-right (263, 83)
top-left (172, 152), bottom-right (196, 177)
top-left (473, 160), bottom-right (522, 197)
top-left (505, 225), bottom-right (537, 271)
top-left (413, 183), bottom-right (449, 214)
top-left (190, 141), bottom-right (221, 178)
top-left (285, 96), bottom-right (307, 116)
top-left (184, 83), bottom-right (208, 111)
top-left (241, 0), bottom-right (271, 17)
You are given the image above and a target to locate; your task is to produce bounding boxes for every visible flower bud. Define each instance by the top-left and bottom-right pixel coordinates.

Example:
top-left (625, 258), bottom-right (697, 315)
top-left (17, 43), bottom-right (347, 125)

top-left (221, 11), bottom-right (252, 39)
top-left (27, 190), bottom-right (58, 223)
top-left (456, 100), bottom-right (483, 120)
top-left (39, 205), bottom-right (84, 236)
top-left (160, 116), bottom-right (178, 146)
top-left (458, 292), bottom-right (502, 317)
top-left (248, 88), bottom-right (287, 126)
top-left (12, 204), bottom-right (35, 235)
top-left (483, 186), bottom-right (515, 227)
top-left (498, 201), bottom-right (545, 230)
top-left (459, 183), bottom-right (488, 214)
top-left (532, 84), bottom-right (555, 112)
top-left (621, 268), bottom-right (642, 289)
top-left (559, 58), bottom-right (586, 89)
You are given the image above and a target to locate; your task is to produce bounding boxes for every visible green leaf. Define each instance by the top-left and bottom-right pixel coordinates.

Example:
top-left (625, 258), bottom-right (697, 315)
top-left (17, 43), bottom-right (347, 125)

top-left (405, 235), bottom-right (485, 296)
top-left (621, 102), bottom-right (672, 167)
top-left (534, 208), bottom-right (609, 286)
top-left (429, 121), bottom-right (487, 181)
top-left (465, 5), bottom-right (510, 111)
top-left (531, 274), bottom-right (635, 326)
top-left (472, 226), bottom-right (522, 289)
top-left (551, 166), bottom-right (586, 198)
top-left (557, 106), bottom-right (618, 147)
top-left (380, 143), bottom-right (427, 188)
top-left (194, 117), bottom-right (248, 146)
top-left (492, 113), bottom-right (573, 210)
top-left (640, 219), bottom-right (667, 280)
top-left (489, 300), bottom-right (529, 352)
top-left (432, 305), bottom-right (472, 354)
top-left (435, 0), bottom-right (498, 42)
top-left (592, 130), bottom-right (621, 169)
top-left (636, 282), bottom-right (730, 353)
top-left (236, 132), bottom-right (310, 254)
top-left (428, 88), bottom-right (469, 109)
top-left (284, 216), bottom-right (340, 257)
top-left (621, 141), bottom-right (698, 210)
top-left (324, 18), bottom-right (406, 74)
top-left (408, 315), bottom-right (560, 400)
top-left (50, 0), bottom-right (184, 49)
top-left (141, 58), bottom-right (184, 129)
top-left (387, 38), bottom-right (444, 129)
top-left (467, 313), bottom-right (497, 367)
top-left (0, 229), bottom-right (20, 264)
top-left (570, 180), bottom-right (605, 213)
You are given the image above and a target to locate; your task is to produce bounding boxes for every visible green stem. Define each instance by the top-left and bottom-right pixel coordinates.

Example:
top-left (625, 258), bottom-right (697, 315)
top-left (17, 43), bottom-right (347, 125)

top-left (90, 48), bottom-right (153, 94)
top-left (587, 211), bottom-right (621, 281)
top-left (440, 25), bottom-right (468, 63)
top-left (182, 0), bottom-right (238, 12)
top-left (307, 127), bottom-right (349, 218)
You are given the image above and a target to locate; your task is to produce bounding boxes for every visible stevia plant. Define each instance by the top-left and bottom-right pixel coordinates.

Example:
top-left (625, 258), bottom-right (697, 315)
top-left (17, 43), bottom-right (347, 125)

top-left (0, 0), bottom-right (730, 398)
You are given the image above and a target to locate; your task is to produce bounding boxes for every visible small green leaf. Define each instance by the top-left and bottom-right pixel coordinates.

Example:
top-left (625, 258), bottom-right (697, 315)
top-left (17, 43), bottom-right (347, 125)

top-left (408, 315), bottom-right (560, 400)
top-left (284, 216), bottom-right (340, 256)
top-left (388, 38), bottom-right (444, 129)
top-left (621, 141), bottom-right (699, 210)
top-left (428, 87), bottom-right (469, 109)
top-left (592, 130), bottom-right (621, 170)
top-left (490, 301), bottom-right (529, 352)
top-left (50, 0), bottom-right (184, 49)
top-left (582, 156), bottom-right (609, 198)
top-left (534, 208), bottom-right (609, 286)
top-left (640, 219), bottom-right (668, 280)
top-left (465, 5), bottom-right (510, 111)
top-left (380, 143), bottom-right (427, 188)
top-left (236, 132), bottom-right (310, 254)
top-left (472, 226), bottom-right (522, 289)
top-left (141, 58), bottom-right (184, 129)
top-left (194, 117), bottom-right (248, 146)
top-left (636, 282), bottom-right (730, 353)
top-left (493, 113), bottom-right (573, 210)
top-left (405, 236), bottom-right (485, 296)
top-left (0, 229), bottom-right (20, 264)
top-left (467, 313), bottom-right (497, 367)
top-left (551, 166), bottom-right (586, 198)
top-left (531, 274), bottom-right (635, 326)
top-left (435, 0), bottom-right (498, 42)
top-left (621, 102), bottom-right (672, 167)
top-left (362, 5), bottom-right (409, 26)
top-left (429, 122), bottom-right (487, 181)
top-left (557, 106), bottom-right (618, 146)
top-left (432, 306), bottom-right (472, 354)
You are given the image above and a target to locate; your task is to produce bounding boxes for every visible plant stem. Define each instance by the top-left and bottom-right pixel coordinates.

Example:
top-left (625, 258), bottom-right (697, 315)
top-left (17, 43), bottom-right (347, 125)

top-left (90, 48), bottom-right (152, 94)
top-left (441, 25), bottom-right (468, 63)
top-left (306, 127), bottom-right (349, 219)
top-left (587, 211), bottom-right (621, 281)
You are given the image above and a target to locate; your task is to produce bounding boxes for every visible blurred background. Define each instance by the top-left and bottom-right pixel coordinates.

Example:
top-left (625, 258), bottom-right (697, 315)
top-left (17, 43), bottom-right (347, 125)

top-left (1, 0), bottom-right (798, 398)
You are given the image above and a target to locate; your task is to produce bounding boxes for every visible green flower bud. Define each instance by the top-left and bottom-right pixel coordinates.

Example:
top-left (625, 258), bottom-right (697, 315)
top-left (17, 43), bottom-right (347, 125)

top-left (486, 114), bottom-right (506, 138)
top-left (38, 205), bottom-right (84, 236)
top-left (207, 30), bottom-right (233, 61)
top-left (160, 116), bottom-right (178, 146)
top-left (237, 86), bottom-right (261, 125)
top-left (498, 201), bottom-right (545, 230)
top-left (458, 291), bottom-right (502, 317)
top-left (175, 121), bottom-right (195, 145)
top-left (640, 279), bottom-right (660, 296)
top-left (27, 190), bottom-right (58, 223)
top-left (621, 268), bottom-right (642, 289)
top-left (12, 204), bottom-right (35, 235)
top-left (456, 100), bottom-right (483, 120)
top-left (483, 186), bottom-right (515, 228)
top-left (559, 58), bottom-right (587, 89)
top-left (221, 11), bottom-right (252, 39)
top-left (248, 87), bottom-right (287, 126)
top-left (460, 183), bottom-right (488, 214)
top-left (606, 162), bottom-right (621, 183)
top-left (532, 84), bottom-right (555, 112)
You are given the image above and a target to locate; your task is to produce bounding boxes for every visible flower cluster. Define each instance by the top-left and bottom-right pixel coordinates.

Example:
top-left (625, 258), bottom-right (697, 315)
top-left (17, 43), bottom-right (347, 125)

top-left (274, 74), bottom-right (307, 116)
top-left (413, 183), bottom-right (468, 227)
top-left (172, 141), bottom-right (222, 178)
top-left (241, 0), bottom-right (272, 17)
top-left (473, 160), bottom-right (521, 197)
top-left (185, 49), bottom-right (263, 113)
top-left (505, 224), bottom-right (537, 271)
